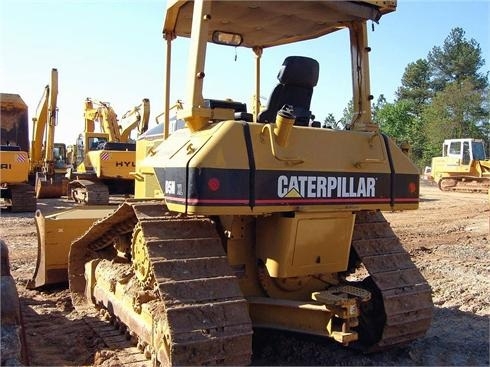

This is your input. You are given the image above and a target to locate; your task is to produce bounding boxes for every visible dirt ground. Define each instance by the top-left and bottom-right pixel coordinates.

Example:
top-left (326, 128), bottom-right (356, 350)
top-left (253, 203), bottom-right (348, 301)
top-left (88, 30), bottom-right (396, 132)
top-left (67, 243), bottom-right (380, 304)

top-left (1, 182), bottom-right (489, 366)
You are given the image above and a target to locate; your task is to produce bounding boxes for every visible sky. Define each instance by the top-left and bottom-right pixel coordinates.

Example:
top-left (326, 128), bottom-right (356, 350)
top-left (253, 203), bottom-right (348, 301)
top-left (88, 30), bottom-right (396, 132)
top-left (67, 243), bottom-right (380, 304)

top-left (1, 0), bottom-right (489, 144)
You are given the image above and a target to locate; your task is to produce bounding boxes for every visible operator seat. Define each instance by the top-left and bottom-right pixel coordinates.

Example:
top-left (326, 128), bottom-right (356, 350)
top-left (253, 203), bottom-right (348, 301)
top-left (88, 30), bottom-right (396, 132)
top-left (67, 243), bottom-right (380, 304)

top-left (258, 56), bottom-right (319, 126)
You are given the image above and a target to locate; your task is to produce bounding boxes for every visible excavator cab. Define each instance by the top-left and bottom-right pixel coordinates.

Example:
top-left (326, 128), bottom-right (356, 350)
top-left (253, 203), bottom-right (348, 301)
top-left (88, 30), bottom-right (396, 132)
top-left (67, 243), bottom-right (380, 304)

top-left (87, 135), bottom-right (108, 151)
top-left (53, 143), bottom-right (68, 169)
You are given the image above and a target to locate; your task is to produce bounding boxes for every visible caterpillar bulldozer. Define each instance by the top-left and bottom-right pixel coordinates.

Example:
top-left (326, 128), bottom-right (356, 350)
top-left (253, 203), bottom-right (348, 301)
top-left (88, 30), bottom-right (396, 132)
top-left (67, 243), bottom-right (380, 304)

top-left (430, 138), bottom-right (490, 192)
top-left (29, 68), bottom-right (69, 199)
top-left (66, 98), bottom-right (150, 205)
top-left (0, 94), bottom-right (36, 212)
top-left (33, 0), bottom-right (433, 364)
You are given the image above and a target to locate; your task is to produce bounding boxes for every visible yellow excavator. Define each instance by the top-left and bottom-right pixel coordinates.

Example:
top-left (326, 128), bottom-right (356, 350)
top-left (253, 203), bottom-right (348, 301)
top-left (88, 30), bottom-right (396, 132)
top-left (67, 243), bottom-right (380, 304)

top-left (29, 68), bottom-right (69, 198)
top-left (430, 138), bottom-right (490, 192)
top-left (32, 1), bottom-right (433, 364)
top-left (0, 94), bottom-right (36, 212)
top-left (66, 98), bottom-right (150, 204)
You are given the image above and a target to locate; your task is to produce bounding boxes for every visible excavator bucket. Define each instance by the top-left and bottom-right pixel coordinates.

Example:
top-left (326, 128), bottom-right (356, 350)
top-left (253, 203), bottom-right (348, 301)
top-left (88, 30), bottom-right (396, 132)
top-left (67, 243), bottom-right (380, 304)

top-left (28, 205), bottom-right (115, 289)
top-left (35, 173), bottom-right (68, 199)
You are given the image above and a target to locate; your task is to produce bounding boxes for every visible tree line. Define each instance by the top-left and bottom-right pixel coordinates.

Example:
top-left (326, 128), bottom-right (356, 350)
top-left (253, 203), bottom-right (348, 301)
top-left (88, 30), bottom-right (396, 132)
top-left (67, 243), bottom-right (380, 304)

top-left (325, 27), bottom-right (489, 170)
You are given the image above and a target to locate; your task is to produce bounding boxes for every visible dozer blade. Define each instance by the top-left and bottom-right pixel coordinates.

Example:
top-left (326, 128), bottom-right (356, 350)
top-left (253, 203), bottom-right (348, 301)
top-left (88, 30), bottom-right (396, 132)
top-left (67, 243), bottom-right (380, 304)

top-left (28, 205), bottom-right (115, 289)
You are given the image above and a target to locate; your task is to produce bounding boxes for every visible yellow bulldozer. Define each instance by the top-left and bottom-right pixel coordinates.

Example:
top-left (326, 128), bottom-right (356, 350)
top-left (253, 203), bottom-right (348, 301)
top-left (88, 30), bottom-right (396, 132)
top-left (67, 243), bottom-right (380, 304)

top-left (31, 1), bottom-right (433, 364)
top-left (430, 138), bottom-right (490, 192)
top-left (66, 98), bottom-right (150, 204)
top-left (0, 94), bottom-right (35, 212)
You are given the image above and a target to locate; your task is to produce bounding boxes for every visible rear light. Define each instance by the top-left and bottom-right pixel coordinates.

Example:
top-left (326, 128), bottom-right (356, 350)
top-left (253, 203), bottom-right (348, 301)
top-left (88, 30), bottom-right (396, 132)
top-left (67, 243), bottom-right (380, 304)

top-left (408, 182), bottom-right (417, 194)
top-left (208, 177), bottom-right (220, 192)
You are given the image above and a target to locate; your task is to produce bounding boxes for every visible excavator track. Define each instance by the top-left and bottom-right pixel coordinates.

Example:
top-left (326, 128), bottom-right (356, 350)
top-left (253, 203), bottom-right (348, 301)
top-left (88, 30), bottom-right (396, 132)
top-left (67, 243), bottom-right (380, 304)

top-left (69, 201), bottom-right (253, 365)
top-left (9, 184), bottom-right (36, 212)
top-left (351, 211), bottom-right (433, 351)
top-left (69, 179), bottom-right (110, 205)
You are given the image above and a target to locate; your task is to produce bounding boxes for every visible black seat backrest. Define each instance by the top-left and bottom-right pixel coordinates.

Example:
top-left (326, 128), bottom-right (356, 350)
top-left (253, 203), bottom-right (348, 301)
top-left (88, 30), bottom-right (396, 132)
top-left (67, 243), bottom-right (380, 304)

top-left (258, 56), bottom-right (319, 126)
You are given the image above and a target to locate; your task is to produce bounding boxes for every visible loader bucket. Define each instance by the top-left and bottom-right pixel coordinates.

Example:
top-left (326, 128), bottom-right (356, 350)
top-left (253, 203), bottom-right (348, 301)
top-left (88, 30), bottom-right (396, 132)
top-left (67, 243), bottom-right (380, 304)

top-left (28, 205), bottom-right (115, 289)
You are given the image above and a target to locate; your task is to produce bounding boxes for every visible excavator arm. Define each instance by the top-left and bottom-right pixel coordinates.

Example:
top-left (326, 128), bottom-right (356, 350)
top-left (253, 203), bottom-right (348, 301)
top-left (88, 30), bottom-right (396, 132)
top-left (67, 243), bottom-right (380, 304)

top-left (119, 98), bottom-right (150, 141)
top-left (30, 68), bottom-right (67, 199)
top-left (83, 98), bottom-right (122, 142)
top-left (30, 68), bottom-right (58, 174)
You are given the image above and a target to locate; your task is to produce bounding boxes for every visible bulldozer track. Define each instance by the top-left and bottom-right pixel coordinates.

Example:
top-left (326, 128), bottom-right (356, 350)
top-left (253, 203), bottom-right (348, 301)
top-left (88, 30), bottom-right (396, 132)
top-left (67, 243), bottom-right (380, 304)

top-left (84, 314), bottom-right (153, 366)
top-left (351, 211), bottom-right (433, 351)
top-left (69, 201), bottom-right (253, 365)
top-left (20, 297), bottom-right (152, 366)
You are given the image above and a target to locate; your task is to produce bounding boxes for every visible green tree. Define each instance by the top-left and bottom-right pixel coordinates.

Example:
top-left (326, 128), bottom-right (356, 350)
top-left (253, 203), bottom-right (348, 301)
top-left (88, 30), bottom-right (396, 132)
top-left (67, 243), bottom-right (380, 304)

top-left (376, 99), bottom-right (426, 166)
top-left (396, 59), bottom-right (432, 114)
top-left (392, 27), bottom-right (489, 166)
top-left (422, 79), bottom-right (489, 163)
top-left (372, 94), bottom-right (387, 122)
top-left (338, 100), bottom-right (354, 128)
top-left (428, 27), bottom-right (488, 93)
top-left (323, 113), bottom-right (338, 129)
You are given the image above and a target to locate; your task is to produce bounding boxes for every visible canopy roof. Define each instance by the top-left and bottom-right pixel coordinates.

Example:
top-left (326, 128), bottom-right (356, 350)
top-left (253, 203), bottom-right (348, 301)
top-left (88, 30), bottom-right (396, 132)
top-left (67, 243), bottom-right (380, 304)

top-left (163, 0), bottom-right (396, 48)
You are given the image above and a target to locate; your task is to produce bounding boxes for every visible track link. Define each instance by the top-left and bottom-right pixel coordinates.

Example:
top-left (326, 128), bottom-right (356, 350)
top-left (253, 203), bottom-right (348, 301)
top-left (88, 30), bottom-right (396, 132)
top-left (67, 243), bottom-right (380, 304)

top-left (21, 296), bottom-right (151, 366)
top-left (351, 211), bottom-right (433, 351)
top-left (69, 201), bottom-right (253, 365)
top-left (85, 313), bottom-right (153, 366)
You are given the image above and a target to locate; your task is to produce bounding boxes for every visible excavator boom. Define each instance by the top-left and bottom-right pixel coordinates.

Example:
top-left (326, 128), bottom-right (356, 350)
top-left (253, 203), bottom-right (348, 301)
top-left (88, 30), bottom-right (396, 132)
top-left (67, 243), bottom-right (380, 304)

top-left (30, 68), bottom-right (68, 198)
top-left (120, 98), bottom-right (151, 141)
top-left (30, 69), bottom-right (58, 172)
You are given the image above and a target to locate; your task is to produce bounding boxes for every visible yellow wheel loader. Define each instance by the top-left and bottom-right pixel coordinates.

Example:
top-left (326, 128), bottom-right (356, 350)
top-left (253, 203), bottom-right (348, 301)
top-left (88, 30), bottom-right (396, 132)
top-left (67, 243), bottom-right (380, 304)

top-left (0, 94), bottom-right (36, 212)
top-left (66, 98), bottom-right (150, 205)
top-left (431, 138), bottom-right (490, 192)
top-left (33, 1), bottom-right (433, 364)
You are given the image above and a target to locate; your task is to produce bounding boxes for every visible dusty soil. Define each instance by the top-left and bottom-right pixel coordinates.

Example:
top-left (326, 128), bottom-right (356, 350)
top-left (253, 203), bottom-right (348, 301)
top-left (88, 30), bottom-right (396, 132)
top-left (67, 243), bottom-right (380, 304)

top-left (1, 182), bottom-right (489, 366)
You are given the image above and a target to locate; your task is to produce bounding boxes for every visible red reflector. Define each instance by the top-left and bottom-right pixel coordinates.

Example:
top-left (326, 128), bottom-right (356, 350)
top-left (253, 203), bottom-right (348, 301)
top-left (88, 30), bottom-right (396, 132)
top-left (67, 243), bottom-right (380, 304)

top-left (408, 182), bottom-right (417, 194)
top-left (208, 177), bottom-right (220, 192)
